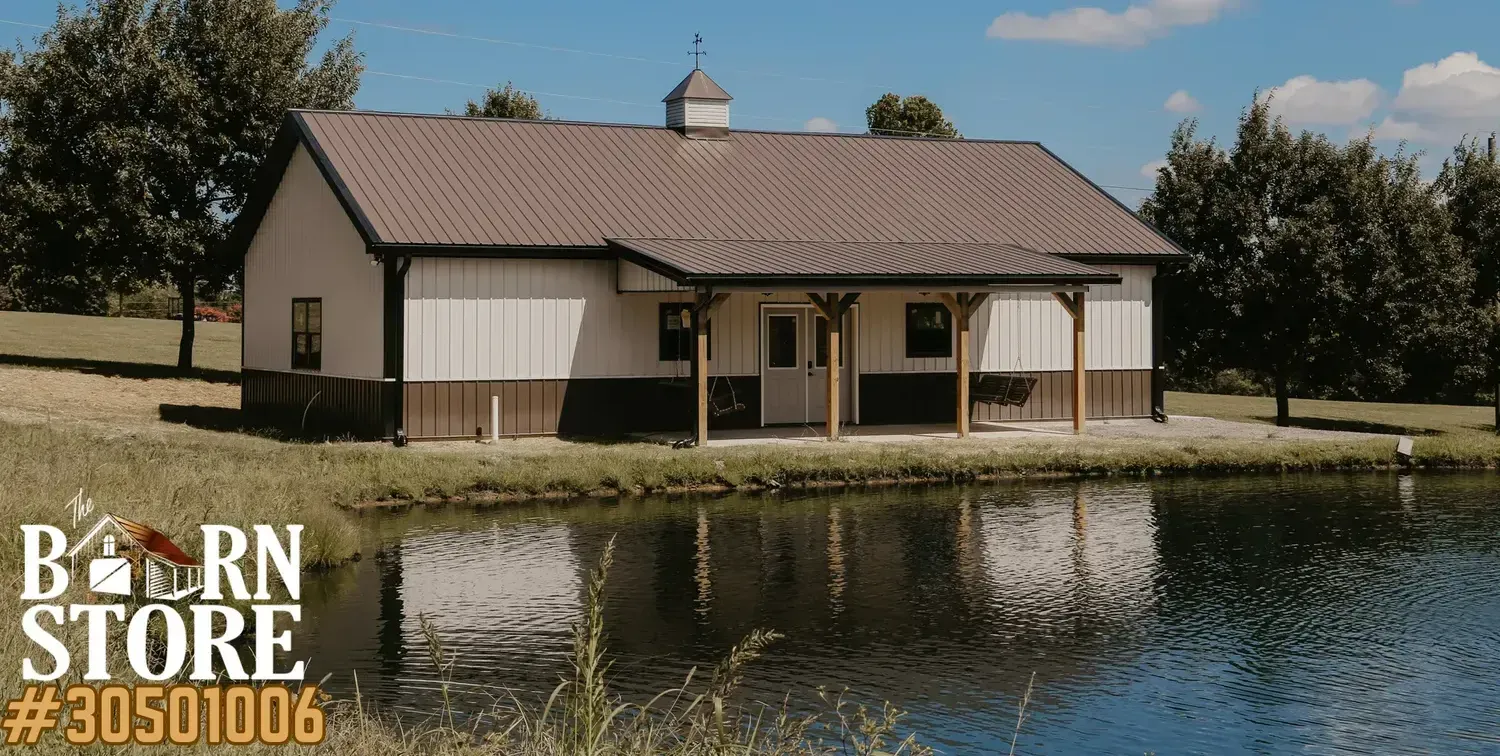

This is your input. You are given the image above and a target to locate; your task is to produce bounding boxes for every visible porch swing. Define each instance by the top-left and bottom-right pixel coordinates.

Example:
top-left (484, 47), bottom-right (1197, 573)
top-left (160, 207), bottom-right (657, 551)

top-left (657, 305), bottom-right (745, 418)
top-left (971, 302), bottom-right (1039, 408)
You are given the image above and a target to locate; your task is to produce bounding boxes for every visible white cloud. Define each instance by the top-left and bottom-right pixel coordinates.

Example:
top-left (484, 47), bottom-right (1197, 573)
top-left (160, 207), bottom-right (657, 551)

top-left (1140, 160), bottom-right (1168, 179)
top-left (803, 117), bottom-right (839, 133)
top-left (1164, 90), bottom-right (1201, 113)
top-left (987, 0), bottom-right (1236, 48)
top-left (1374, 52), bottom-right (1500, 143)
top-left (1257, 75), bottom-right (1382, 125)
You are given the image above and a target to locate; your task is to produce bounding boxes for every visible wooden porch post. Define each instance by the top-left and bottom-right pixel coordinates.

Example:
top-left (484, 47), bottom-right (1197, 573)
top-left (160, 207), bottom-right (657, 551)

top-left (690, 292), bottom-right (730, 447)
top-left (939, 293), bottom-right (989, 438)
top-left (1073, 292), bottom-right (1086, 434)
top-left (809, 293), bottom-right (861, 440)
top-left (1052, 291), bottom-right (1087, 434)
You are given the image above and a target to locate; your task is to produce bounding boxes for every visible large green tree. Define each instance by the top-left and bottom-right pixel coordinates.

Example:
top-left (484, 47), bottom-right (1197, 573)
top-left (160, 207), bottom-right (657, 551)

top-left (462, 81), bottom-right (545, 119)
top-left (0, 0), bottom-right (362, 368)
top-left (1434, 139), bottom-right (1500, 430)
top-left (865, 93), bottom-right (959, 138)
top-left (1142, 97), bottom-right (1487, 424)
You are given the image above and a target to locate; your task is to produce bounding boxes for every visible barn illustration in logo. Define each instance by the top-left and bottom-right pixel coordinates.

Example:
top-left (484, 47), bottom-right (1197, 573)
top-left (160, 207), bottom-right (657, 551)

top-left (66, 514), bottom-right (205, 600)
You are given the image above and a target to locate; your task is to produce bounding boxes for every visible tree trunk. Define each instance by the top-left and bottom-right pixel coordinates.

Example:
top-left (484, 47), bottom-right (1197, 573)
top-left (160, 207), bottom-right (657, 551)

top-left (1274, 368), bottom-right (1290, 427)
top-left (176, 272), bottom-right (195, 371)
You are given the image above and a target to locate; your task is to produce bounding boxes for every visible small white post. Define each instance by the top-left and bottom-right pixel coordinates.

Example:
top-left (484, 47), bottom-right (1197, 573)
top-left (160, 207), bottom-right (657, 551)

top-left (490, 395), bottom-right (500, 443)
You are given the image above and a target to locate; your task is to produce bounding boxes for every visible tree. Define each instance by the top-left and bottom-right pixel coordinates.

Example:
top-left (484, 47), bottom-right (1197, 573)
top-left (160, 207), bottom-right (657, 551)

top-left (1434, 139), bottom-right (1500, 429)
top-left (0, 0), bottom-right (362, 369)
top-left (865, 93), bottom-right (959, 138)
top-left (1142, 96), bottom-right (1488, 424)
top-left (1330, 138), bottom-right (1487, 406)
top-left (1138, 120), bottom-right (1233, 391)
top-left (463, 81), bottom-right (545, 120)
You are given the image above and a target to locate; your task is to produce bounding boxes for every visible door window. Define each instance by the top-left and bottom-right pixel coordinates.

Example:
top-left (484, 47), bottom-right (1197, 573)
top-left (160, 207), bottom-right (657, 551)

top-left (767, 315), bottom-right (799, 368)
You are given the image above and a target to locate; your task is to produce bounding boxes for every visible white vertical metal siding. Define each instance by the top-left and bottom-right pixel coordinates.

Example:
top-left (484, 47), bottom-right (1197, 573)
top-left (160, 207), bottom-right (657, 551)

top-left (973, 264), bottom-right (1153, 372)
top-left (406, 258), bottom-right (809, 381)
top-left (243, 145), bottom-right (383, 378)
top-left (854, 292), bottom-right (960, 373)
top-left (404, 259), bottom-right (1153, 381)
top-left (617, 260), bottom-right (690, 292)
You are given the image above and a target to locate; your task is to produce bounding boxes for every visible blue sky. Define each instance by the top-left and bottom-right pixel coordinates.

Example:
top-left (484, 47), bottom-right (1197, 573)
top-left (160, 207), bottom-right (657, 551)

top-left (4, 1), bottom-right (1499, 204)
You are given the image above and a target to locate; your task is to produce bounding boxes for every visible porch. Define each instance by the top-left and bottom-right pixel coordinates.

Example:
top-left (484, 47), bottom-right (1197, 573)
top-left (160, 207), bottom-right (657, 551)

top-left (608, 238), bottom-right (1121, 446)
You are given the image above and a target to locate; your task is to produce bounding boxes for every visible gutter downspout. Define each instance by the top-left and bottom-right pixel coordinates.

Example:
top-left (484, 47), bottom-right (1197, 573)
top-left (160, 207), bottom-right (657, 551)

top-left (384, 251), bottom-right (413, 445)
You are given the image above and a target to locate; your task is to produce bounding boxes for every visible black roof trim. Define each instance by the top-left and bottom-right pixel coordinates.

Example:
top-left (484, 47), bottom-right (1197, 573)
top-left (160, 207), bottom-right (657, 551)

top-left (226, 113), bottom-right (381, 260)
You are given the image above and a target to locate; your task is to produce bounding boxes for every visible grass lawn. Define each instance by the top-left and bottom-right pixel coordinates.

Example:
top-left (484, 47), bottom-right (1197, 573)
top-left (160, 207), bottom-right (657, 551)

top-left (1167, 391), bottom-right (1496, 439)
top-left (0, 310), bottom-right (241, 381)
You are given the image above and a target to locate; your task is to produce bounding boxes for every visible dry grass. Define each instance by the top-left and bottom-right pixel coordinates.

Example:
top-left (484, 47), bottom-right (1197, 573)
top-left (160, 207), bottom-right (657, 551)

top-left (0, 364), bottom-right (238, 433)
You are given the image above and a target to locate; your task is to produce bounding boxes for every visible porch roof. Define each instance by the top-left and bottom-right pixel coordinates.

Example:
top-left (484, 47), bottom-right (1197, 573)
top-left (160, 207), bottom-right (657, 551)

top-left (606, 237), bottom-right (1122, 288)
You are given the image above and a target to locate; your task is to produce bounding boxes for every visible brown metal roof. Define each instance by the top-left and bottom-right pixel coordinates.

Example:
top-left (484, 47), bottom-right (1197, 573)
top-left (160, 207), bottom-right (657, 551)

top-left (608, 238), bottom-right (1120, 285)
top-left (663, 70), bottom-right (732, 101)
top-left (276, 110), bottom-right (1182, 259)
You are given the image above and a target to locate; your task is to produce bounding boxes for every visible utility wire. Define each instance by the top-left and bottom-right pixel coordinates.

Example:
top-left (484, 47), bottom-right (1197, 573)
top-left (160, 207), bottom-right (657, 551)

top-left (366, 70), bottom-right (799, 124)
top-left (0, 14), bottom-right (1149, 162)
top-left (334, 17), bottom-right (890, 91)
top-left (335, 18), bottom-right (682, 67)
top-left (332, 14), bottom-right (1179, 118)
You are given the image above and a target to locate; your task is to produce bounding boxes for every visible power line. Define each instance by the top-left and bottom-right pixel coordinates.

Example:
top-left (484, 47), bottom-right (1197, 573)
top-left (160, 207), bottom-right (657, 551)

top-left (334, 18), bottom-right (682, 67)
top-left (1, 14), bottom-right (1145, 157)
top-left (1098, 184), bottom-right (1154, 193)
top-left (368, 69), bottom-right (1154, 146)
top-left (331, 14), bottom-right (1188, 119)
top-left (333, 16), bottom-right (891, 91)
top-left (367, 70), bottom-right (800, 125)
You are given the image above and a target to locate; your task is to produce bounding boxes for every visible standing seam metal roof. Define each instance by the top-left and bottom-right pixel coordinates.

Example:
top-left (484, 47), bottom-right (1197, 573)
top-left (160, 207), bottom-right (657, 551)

top-left (286, 110), bottom-right (1184, 258)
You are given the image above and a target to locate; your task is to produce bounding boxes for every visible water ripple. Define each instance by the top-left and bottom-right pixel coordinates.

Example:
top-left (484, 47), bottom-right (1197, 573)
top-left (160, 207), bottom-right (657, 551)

top-left (294, 472), bottom-right (1500, 754)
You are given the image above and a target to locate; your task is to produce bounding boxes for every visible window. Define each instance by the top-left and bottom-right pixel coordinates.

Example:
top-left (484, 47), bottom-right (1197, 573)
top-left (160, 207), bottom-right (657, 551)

top-left (292, 298), bottom-right (322, 370)
top-left (905, 303), bottom-right (952, 358)
top-left (767, 315), bottom-right (798, 368)
top-left (659, 302), bottom-right (710, 361)
top-left (814, 316), bottom-right (846, 368)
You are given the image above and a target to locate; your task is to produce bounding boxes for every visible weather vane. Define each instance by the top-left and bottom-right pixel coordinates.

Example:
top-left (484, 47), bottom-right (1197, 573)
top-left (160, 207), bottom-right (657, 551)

top-left (688, 33), bottom-right (706, 70)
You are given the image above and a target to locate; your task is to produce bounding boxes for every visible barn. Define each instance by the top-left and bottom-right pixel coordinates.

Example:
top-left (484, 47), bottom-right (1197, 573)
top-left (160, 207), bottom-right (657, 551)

top-left (230, 68), bottom-right (1184, 444)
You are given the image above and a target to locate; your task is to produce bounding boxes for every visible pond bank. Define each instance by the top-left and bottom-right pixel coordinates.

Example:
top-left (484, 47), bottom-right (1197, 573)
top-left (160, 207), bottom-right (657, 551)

top-left (353, 434), bottom-right (1495, 508)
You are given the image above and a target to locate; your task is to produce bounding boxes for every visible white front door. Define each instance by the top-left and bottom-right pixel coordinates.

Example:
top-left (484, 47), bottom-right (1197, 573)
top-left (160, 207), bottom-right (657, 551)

top-left (762, 311), bottom-right (806, 424)
top-left (761, 307), bottom-right (856, 425)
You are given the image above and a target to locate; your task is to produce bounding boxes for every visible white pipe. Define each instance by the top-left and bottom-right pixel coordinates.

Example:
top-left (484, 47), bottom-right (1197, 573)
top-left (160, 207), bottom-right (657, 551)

top-left (490, 395), bottom-right (500, 443)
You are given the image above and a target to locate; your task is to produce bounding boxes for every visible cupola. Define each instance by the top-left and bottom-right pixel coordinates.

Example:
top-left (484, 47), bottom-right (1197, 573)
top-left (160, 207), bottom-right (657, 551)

top-left (663, 67), bottom-right (732, 139)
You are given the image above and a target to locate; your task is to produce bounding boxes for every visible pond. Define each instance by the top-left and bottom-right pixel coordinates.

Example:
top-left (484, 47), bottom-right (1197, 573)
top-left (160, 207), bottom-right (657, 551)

top-left (294, 474), bottom-right (1500, 754)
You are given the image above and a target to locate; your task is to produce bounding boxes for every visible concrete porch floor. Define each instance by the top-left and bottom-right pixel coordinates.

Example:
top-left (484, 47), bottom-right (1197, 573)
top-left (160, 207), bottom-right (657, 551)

top-left (642, 415), bottom-right (1391, 448)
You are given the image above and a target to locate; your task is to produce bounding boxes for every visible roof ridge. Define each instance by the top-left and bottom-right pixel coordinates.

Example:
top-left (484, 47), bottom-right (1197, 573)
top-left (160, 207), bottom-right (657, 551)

top-left (609, 236), bottom-right (1033, 247)
top-left (290, 109), bottom-right (1045, 146)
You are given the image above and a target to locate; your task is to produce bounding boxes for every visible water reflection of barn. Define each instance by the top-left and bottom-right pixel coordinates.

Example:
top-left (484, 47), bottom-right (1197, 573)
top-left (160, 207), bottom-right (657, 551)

top-left (302, 484), bottom-right (1163, 710)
